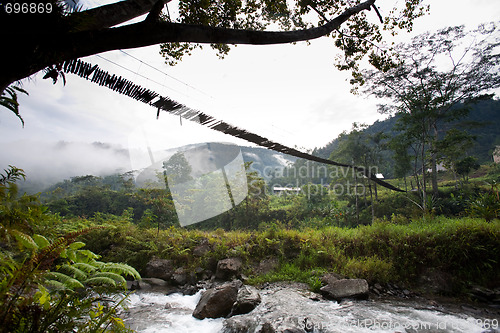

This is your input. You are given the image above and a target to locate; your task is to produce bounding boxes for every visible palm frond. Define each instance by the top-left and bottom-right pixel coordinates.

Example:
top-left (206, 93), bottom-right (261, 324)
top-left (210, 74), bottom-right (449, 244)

top-left (59, 264), bottom-right (87, 281)
top-left (72, 262), bottom-right (97, 274)
top-left (45, 279), bottom-right (67, 290)
top-left (45, 271), bottom-right (85, 290)
top-left (101, 262), bottom-right (141, 280)
top-left (84, 276), bottom-right (116, 287)
top-left (91, 272), bottom-right (126, 288)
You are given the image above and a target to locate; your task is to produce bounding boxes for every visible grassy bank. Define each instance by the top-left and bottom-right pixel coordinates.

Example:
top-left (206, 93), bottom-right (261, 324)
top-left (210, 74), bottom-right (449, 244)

top-left (76, 216), bottom-right (499, 294)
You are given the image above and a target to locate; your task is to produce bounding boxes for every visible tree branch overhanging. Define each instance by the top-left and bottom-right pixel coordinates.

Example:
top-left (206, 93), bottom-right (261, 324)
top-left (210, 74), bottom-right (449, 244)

top-left (1, 0), bottom-right (377, 92)
top-left (69, 0), bottom-right (172, 31)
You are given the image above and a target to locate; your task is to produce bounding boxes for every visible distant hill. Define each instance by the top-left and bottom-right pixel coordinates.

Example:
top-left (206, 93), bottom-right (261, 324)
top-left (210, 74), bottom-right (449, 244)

top-left (313, 97), bottom-right (500, 172)
top-left (241, 146), bottom-right (296, 179)
top-left (14, 141), bottom-right (295, 194)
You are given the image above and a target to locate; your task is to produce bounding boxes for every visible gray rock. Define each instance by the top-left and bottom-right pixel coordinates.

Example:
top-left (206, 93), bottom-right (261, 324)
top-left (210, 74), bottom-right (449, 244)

top-left (126, 280), bottom-right (140, 290)
top-left (230, 285), bottom-right (261, 316)
top-left (193, 281), bottom-right (242, 319)
top-left (137, 280), bottom-right (152, 290)
top-left (193, 242), bottom-right (211, 257)
top-left (140, 277), bottom-right (168, 288)
top-left (215, 258), bottom-right (242, 280)
top-left (258, 322), bottom-right (276, 333)
top-left (320, 272), bottom-right (344, 285)
top-left (223, 317), bottom-right (260, 333)
top-left (144, 257), bottom-right (173, 281)
top-left (172, 267), bottom-right (189, 286)
top-left (320, 279), bottom-right (369, 301)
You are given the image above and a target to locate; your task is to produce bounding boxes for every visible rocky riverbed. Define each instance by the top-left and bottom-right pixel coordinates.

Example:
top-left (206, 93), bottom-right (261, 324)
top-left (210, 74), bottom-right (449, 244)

top-left (119, 256), bottom-right (500, 332)
top-left (120, 281), bottom-right (500, 333)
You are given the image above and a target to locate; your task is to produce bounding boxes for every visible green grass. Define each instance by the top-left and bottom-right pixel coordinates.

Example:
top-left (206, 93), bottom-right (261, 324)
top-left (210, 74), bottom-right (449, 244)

top-left (69, 215), bottom-right (500, 294)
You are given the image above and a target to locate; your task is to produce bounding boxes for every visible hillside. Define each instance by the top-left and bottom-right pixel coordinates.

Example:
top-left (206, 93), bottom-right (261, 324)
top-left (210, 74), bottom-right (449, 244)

top-left (314, 97), bottom-right (500, 167)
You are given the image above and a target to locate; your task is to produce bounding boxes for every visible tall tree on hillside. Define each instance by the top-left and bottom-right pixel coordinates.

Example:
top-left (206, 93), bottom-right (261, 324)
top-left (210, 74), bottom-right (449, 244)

top-left (0, 0), bottom-right (427, 115)
top-left (330, 123), bottom-right (386, 223)
top-left (363, 24), bottom-right (500, 206)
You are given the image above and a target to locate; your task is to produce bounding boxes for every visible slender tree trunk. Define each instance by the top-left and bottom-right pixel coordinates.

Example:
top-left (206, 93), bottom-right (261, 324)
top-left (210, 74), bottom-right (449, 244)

top-left (421, 141), bottom-right (427, 212)
top-left (363, 178), bottom-right (368, 209)
top-left (369, 182), bottom-right (375, 224)
top-left (431, 125), bottom-right (439, 196)
top-left (354, 165), bottom-right (359, 225)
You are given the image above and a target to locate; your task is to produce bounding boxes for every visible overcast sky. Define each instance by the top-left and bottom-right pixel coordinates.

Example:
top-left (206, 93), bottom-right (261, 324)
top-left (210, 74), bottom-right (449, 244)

top-left (1, 0), bottom-right (499, 184)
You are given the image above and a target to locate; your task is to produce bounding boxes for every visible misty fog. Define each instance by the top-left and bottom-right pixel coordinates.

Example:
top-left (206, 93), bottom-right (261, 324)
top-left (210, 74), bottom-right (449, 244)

top-left (1, 140), bottom-right (132, 192)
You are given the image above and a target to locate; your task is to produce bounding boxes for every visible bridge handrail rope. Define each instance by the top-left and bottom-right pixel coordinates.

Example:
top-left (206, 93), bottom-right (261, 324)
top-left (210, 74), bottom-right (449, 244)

top-left (62, 58), bottom-right (403, 192)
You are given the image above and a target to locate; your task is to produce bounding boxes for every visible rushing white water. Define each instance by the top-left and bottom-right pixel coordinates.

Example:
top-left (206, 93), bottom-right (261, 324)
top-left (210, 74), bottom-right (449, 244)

top-left (122, 286), bottom-right (499, 333)
top-left (122, 290), bottom-right (223, 333)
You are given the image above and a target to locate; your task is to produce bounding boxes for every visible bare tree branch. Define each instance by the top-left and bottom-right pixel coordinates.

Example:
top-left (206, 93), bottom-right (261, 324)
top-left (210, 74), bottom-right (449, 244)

top-left (69, 0), bottom-right (172, 31)
top-left (54, 0), bottom-right (376, 61)
top-left (145, 0), bottom-right (166, 23)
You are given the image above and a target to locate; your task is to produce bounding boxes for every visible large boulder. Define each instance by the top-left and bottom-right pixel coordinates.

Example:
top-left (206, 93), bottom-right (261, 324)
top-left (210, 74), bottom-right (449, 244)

top-left (215, 258), bottom-right (242, 280)
top-left (230, 285), bottom-right (262, 316)
top-left (144, 257), bottom-right (173, 281)
top-left (192, 281), bottom-right (242, 319)
top-left (172, 267), bottom-right (192, 286)
top-left (320, 272), bottom-right (344, 285)
top-left (320, 279), bottom-right (369, 301)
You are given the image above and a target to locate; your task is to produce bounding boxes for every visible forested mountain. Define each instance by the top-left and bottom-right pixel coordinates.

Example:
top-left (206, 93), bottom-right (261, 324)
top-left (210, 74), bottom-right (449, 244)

top-left (314, 97), bottom-right (500, 167)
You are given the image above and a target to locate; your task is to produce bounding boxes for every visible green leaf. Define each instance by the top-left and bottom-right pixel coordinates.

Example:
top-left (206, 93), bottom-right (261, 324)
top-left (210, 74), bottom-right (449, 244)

top-left (45, 279), bottom-right (67, 290)
top-left (77, 249), bottom-right (100, 261)
top-left (92, 272), bottom-right (126, 288)
top-left (69, 241), bottom-right (86, 250)
top-left (60, 264), bottom-right (87, 281)
top-left (85, 276), bottom-right (116, 287)
top-left (35, 285), bottom-right (51, 310)
top-left (73, 262), bottom-right (97, 274)
top-left (102, 262), bottom-right (141, 280)
top-left (33, 234), bottom-right (50, 249)
top-left (12, 230), bottom-right (38, 250)
top-left (45, 271), bottom-right (85, 290)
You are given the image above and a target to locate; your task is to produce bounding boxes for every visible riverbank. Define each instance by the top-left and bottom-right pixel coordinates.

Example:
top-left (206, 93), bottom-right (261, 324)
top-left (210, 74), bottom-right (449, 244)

top-left (80, 216), bottom-right (500, 300)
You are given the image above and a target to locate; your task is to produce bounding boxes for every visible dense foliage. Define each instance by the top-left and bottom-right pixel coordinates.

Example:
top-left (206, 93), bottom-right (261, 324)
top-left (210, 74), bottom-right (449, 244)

top-left (1, 156), bottom-right (499, 331)
top-left (0, 167), bottom-right (140, 333)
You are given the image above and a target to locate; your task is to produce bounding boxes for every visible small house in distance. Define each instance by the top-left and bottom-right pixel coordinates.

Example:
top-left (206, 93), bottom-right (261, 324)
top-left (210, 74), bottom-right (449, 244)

top-left (494, 146), bottom-right (500, 164)
top-left (273, 186), bottom-right (301, 195)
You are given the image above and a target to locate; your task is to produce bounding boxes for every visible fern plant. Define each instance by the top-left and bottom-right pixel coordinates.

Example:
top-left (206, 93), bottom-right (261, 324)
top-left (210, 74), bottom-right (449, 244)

top-left (0, 228), bottom-right (139, 333)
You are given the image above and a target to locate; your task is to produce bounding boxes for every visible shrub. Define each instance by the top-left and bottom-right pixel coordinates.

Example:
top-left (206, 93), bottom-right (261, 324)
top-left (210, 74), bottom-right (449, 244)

top-left (467, 183), bottom-right (500, 222)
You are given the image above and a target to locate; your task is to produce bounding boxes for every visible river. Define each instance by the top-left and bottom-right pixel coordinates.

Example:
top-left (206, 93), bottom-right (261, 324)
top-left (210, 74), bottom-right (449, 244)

top-left (121, 284), bottom-right (499, 333)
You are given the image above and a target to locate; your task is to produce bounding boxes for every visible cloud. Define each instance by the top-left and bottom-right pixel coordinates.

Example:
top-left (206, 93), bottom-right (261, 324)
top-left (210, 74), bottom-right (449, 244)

top-left (0, 140), bottom-right (131, 191)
